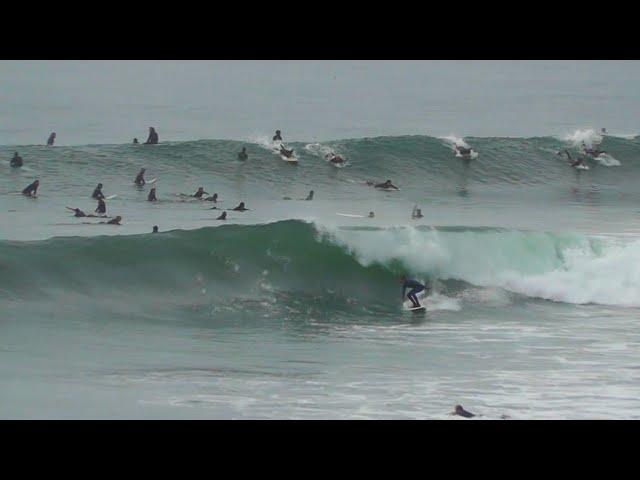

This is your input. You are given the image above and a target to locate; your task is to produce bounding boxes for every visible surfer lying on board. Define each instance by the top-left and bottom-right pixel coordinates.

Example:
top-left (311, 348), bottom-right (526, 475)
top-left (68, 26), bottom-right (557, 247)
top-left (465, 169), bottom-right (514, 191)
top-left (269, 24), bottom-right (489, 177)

top-left (134, 168), bottom-right (146, 186)
top-left (22, 180), bottom-right (39, 197)
top-left (66, 207), bottom-right (87, 217)
top-left (400, 275), bottom-right (427, 308)
top-left (193, 187), bottom-right (209, 199)
top-left (205, 193), bottom-right (218, 202)
top-left (375, 180), bottom-right (399, 190)
top-left (232, 202), bottom-right (249, 211)
top-left (92, 183), bottom-right (105, 200)
top-left (104, 216), bottom-right (122, 225)
top-left (559, 150), bottom-right (584, 168)
top-left (216, 211), bottom-right (227, 220)
top-left (451, 405), bottom-right (476, 418)
top-left (148, 187), bottom-right (157, 202)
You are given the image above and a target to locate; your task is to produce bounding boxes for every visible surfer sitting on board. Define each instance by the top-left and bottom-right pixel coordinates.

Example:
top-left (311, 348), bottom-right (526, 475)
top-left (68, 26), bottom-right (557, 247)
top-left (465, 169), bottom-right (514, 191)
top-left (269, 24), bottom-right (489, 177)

top-left (148, 187), bottom-right (157, 202)
top-left (133, 138), bottom-right (139, 144)
top-left (401, 275), bottom-right (427, 308)
top-left (193, 187), bottom-right (209, 199)
top-left (238, 147), bottom-right (248, 161)
top-left (134, 168), bottom-right (146, 186)
top-left (144, 127), bottom-right (159, 145)
top-left (205, 193), bottom-right (218, 202)
top-left (273, 130), bottom-right (283, 142)
top-left (375, 180), bottom-right (399, 190)
top-left (92, 183), bottom-right (105, 200)
top-left (22, 180), bottom-right (39, 197)
top-left (10, 152), bottom-right (23, 168)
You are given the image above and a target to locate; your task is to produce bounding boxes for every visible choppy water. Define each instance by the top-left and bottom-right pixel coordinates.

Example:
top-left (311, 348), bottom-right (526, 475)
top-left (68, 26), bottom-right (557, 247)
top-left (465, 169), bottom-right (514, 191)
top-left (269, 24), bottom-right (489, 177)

top-left (2, 61), bottom-right (640, 419)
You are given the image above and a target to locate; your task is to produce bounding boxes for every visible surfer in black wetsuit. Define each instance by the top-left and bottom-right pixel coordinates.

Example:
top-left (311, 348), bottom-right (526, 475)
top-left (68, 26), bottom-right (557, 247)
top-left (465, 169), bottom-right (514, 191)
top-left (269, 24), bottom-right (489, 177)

top-left (22, 180), bottom-right (39, 197)
top-left (401, 275), bottom-right (427, 308)
top-left (452, 405), bottom-right (475, 418)
top-left (134, 168), bottom-right (146, 186)
top-left (280, 144), bottom-right (294, 158)
top-left (152, 225), bottom-right (159, 233)
top-left (193, 187), bottom-right (209, 199)
top-left (375, 180), bottom-right (399, 190)
top-left (92, 183), bottom-right (105, 200)
top-left (66, 207), bottom-right (86, 217)
top-left (47, 132), bottom-right (56, 146)
top-left (238, 147), bottom-right (248, 161)
top-left (232, 202), bottom-right (248, 211)
top-left (412, 206), bottom-right (424, 219)
top-left (205, 193), bottom-right (218, 202)
top-left (148, 187), bottom-right (157, 202)
top-left (144, 127), bottom-right (159, 145)
top-left (216, 211), bottom-right (227, 220)
top-left (559, 150), bottom-right (585, 168)
top-left (10, 152), bottom-right (23, 168)
top-left (273, 130), bottom-right (282, 142)
top-left (106, 216), bottom-right (122, 225)
top-left (133, 138), bottom-right (139, 144)
top-left (95, 198), bottom-right (107, 215)
top-left (305, 190), bottom-right (314, 201)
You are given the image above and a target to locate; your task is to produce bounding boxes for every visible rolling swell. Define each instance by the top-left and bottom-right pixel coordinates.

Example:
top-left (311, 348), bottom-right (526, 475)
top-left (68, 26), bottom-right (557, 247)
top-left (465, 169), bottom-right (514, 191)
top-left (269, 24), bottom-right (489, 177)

top-left (2, 220), bottom-right (639, 308)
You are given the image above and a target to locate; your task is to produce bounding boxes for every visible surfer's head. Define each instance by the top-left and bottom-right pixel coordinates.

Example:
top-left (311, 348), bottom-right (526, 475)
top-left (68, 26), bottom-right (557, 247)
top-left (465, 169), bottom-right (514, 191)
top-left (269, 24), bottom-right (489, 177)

top-left (399, 275), bottom-right (407, 283)
top-left (34, 180), bottom-right (40, 187)
top-left (275, 130), bottom-right (281, 135)
top-left (97, 183), bottom-right (103, 188)
top-left (239, 202), bottom-right (245, 208)
top-left (197, 187), bottom-right (204, 192)
top-left (368, 211), bottom-right (375, 218)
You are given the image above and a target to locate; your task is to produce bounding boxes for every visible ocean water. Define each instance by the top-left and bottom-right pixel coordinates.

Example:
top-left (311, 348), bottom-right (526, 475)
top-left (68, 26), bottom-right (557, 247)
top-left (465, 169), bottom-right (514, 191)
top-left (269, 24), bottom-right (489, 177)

top-left (2, 61), bottom-right (640, 419)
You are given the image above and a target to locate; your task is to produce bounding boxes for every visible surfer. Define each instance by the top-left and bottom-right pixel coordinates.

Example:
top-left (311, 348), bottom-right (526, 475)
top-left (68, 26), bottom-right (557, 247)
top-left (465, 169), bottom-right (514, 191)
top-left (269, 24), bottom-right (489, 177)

top-left (95, 198), bottom-right (107, 215)
top-left (152, 225), bottom-right (159, 233)
top-left (216, 211), bottom-right (227, 220)
top-left (455, 144), bottom-right (472, 156)
top-left (193, 187), bottom-right (209, 199)
top-left (66, 207), bottom-right (86, 217)
top-left (144, 127), bottom-right (159, 145)
top-left (92, 183), bottom-right (105, 200)
top-left (232, 202), bottom-right (248, 211)
top-left (238, 147), bottom-right (248, 161)
top-left (273, 130), bottom-right (282, 142)
top-left (205, 193), bottom-right (218, 202)
top-left (411, 206), bottom-right (424, 219)
top-left (400, 275), bottom-right (427, 308)
top-left (581, 142), bottom-right (606, 157)
top-left (105, 216), bottom-right (122, 225)
top-left (148, 187), bottom-right (157, 202)
top-left (133, 138), bottom-right (139, 144)
top-left (47, 132), bottom-right (56, 146)
top-left (559, 150), bottom-right (585, 168)
top-left (134, 168), bottom-right (146, 186)
top-left (305, 190), bottom-right (314, 201)
top-left (368, 211), bottom-right (375, 218)
top-left (451, 405), bottom-right (476, 418)
top-left (326, 153), bottom-right (344, 164)
top-left (22, 180), bottom-right (39, 197)
top-left (10, 152), bottom-right (23, 168)
top-left (375, 180), bottom-right (399, 190)
top-left (280, 144), bottom-right (294, 158)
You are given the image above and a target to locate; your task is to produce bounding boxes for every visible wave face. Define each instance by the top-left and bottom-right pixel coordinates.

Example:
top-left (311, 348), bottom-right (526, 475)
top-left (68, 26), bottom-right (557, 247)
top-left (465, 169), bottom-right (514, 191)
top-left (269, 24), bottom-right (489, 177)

top-left (2, 220), bottom-right (640, 308)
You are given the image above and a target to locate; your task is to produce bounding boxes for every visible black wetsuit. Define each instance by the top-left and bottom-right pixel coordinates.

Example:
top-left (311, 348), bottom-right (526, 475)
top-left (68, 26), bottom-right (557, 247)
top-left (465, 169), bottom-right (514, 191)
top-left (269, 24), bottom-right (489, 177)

top-left (134, 173), bottom-right (145, 186)
top-left (193, 190), bottom-right (207, 199)
top-left (375, 181), bottom-right (398, 190)
top-left (73, 209), bottom-right (86, 217)
top-left (92, 186), bottom-right (105, 200)
top-left (96, 199), bottom-right (106, 214)
top-left (10, 154), bottom-right (23, 168)
top-left (238, 150), bottom-right (248, 161)
top-left (148, 189), bottom-right (157, 201)
top-left (455, 407), bottom-right (475, 418)
top-left (47, 134), bottom-right (55, 146)
top-left (273, 133), bottom-right (282, 142)
top-left (145, 129), bottom-right (159, 145)
top-left (22, 182), bottom-right (38, 196)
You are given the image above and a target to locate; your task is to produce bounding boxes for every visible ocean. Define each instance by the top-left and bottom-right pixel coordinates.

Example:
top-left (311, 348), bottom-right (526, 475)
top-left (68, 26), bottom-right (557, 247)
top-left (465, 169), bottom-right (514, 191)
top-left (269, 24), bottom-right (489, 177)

top-left (1, 60), bottom-right (640, 419)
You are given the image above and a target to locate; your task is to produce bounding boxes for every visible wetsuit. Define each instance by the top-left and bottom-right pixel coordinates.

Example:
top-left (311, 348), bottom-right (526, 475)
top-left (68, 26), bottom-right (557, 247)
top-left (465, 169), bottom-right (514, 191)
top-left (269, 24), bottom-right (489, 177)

top-left (92, 186), bottom-right (105, 200)
top-left (193, 189), bottom-right (208, 199)
top-left (10, 154), bottom-right (23, 168)
top-left (273, 133), bottom-right (282, 142)
top-left (134, 173), bottom-right (145, 186)
top-left (148, 188), bottom-right (157, 201)
top-left (145, 129), bottom-right (158, 145)
top-left (96, 199), bottom-right (106, 214)
top-left (403, 279), bottom-right (426, 307)
top-left (47, 133), bottom-right (55, 146)
top-left (22, 181), bottom-right (38, 196)
top-left (375, 181), bottom-right (398, 190)
top-left (73, 209), bottom-right (86, 217)
top-left (238, 150), bottom-right (248, 160)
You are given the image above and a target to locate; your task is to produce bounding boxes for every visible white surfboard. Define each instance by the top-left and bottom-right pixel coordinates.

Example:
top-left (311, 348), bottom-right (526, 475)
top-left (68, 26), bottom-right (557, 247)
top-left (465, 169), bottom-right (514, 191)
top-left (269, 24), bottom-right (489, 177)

top-left (337, 213), bottom-right (366, 218)
top-left (407, 305), bottom-right (426, 312)
top-left (148, 178), bottom-right (158, 184)
top-left (105, 194), bottom-right (118, 200)
top-left (281, 156), bottom-right (298, 163)
top-left (574, 164), bottom-right (589, 170)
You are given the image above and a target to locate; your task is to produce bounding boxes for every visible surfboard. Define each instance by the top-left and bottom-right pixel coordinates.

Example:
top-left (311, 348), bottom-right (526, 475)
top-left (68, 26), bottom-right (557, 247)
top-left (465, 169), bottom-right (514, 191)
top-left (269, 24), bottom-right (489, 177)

top-left (574, 164), bottom-right (589, 170)
top-left (281, 156), bottom-right (298, 163)
top-left (337, 213), bottom-right (365, 218)
top-left (408, 305), bottom-right (426, 312)
top-left (149, 178), bottom-right (158, 184)
top-left (105, 194), bottom-right (118, 200)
